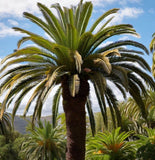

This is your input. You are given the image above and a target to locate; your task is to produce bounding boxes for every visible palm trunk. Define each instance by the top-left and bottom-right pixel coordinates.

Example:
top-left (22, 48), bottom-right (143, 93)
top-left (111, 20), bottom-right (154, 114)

top-left (61, 75), bottom-right (89, 160)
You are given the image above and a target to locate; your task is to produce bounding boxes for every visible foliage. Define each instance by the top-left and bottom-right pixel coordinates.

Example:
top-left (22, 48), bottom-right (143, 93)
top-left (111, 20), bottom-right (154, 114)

top-left (21, 120), bottom-right (66, 160)
top-left (0, 132), bottom-right (24, 160)
top-left (117, 90), bottom-right (155, 135)
top-left (86, 127), bottom-right (136, 160)
top-left (12, 136), bottom-right (27, 159)
top-left (136, 143), bottom-right (155, 160)
top-left (135, 128), bottom-right (155, 160)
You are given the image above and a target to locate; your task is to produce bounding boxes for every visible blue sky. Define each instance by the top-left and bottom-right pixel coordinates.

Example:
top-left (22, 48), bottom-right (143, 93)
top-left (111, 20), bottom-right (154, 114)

top-left (0, 0), bottom-right (155, 115)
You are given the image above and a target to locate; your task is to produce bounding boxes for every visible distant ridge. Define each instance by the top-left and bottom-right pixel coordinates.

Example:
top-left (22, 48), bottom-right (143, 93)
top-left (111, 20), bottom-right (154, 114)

top-left (14, 115), bottom-right (52, 134)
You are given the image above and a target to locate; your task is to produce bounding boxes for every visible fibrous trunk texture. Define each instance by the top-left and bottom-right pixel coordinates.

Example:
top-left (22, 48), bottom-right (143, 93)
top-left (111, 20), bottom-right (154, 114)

top-left (61, 75), bottom-right (89, 160)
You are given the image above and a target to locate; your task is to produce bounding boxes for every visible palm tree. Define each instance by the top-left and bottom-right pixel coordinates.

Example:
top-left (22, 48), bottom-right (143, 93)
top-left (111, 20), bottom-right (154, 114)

top-left (0, 1), bottom-right (154, 159)
top-left (86, 127), bottom-right (136, 160)
top-left (21, 120), bottom-right (66, 160)
top-left (119, 89), bottom-right (155, 131)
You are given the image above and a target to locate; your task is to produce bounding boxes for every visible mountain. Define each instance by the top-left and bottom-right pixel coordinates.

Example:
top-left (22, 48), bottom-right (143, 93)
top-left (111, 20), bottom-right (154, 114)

top-left (14, 115), bottom-right (52, 134)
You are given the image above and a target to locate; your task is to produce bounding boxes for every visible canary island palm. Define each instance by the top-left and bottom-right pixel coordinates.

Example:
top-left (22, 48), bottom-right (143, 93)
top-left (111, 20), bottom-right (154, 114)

top-left (21, 120), bottom-right (66, 160)
top-left (0, 0), bottom-right (154, 159)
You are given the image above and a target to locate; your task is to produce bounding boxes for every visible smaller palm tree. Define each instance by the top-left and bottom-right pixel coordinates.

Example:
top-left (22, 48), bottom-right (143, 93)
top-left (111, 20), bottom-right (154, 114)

top-left (86, 127), bottom-right (136, 160)
top-left (136, 128), bottom-right (155, 145)
top-left (119, 89), bottom-right (155, 132)
top-left (21, 120), bottom-right (66, 160)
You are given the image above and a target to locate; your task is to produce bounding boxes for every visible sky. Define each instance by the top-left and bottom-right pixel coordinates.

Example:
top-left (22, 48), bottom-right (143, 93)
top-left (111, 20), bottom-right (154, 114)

top-left (0, 0), bottom-right (155, 116)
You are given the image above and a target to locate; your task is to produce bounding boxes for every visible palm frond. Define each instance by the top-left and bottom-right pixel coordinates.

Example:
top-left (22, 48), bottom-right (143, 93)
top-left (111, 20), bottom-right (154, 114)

top-left (52, 86), bottom-right (62, 128)
top-left (86, 97), bottom-right (96, 136)
top-left (95, 40), bottom-right (149, 55)
top-left (89, 8), bottom-right (119, 32)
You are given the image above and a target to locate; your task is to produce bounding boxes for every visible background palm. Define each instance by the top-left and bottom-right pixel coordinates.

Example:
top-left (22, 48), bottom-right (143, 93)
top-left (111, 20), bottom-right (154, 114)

top-left (0, 0), bottom-right (154, 159)
top-left (21, 120), bottom-right (66, 160)
top-left (86, 127), bottom-right (136, 160)
top-left (119, 89), bottom-right (155, 132)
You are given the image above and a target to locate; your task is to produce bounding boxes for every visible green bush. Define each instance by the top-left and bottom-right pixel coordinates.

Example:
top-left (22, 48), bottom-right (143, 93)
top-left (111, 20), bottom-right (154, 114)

top-left (137, 143), bottom-right (155, 160)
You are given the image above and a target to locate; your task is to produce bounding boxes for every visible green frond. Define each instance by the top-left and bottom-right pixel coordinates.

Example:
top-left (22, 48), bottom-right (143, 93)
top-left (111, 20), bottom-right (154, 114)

top-left (114, 82), bottom-right (126, 99)
top-left (90, 73), bottom-right (108, 127)
top-left (105, 86), bottom-right (121, 127)
top-left (13, 27), bottom-right (64, 55)
top-left (52, 86), bottom-right (62, 128)
top-left (37, 2), bottom-right (66, 44)
top-left (78, 32), bottom-right (94, 57)
top-left (86, 97), bottom-right (96, 136)
top-left (128, 73), bottom-right (147, 97)
top-left (95, 40), bottom-right (149, 55)
top-left (76, 1), bottom-right (93, 35)
top-left (128, 78), bottom-right (147, 120)
top-left (17, 36), bottom-right (31, 48)
top-left (2, 47), bottom-right (57, 64)
top-left (12, 85), bottom-right (35, 123)
top-left (150, 32), bottom-right (155, 53)
top-left (23, 11), bottom-right (56, 41)
top-left (111, 65), bottom-right (129, 91)
top-left (119, 48), bottom-right (144, 55)
top-left (0, 85), bottom-right (13, 119)
top-left (66, 24), bottom-right (79, 49)
top-left (90, 25), bottom-right (139, 54)
top-left (3, 74), bottom-right (44, 109)
top-left (120, 63), bottom-right (155, 90)
top-left (1, 56), bottom-right (49, 73)
top-left (32, 91), bottom-right (44, 125)
top-left (89, 8), bottom-right (119, 32)
top-left (120, 53), bottom-right (151, 71)
top-left (99, 16), bottom-right (115, 31)
top-left (23, 79), bottom-right (47, 117)
top-left (152, 52), bottom-right (155, 77)
top-left (51, 3), bottom-right (66, 32)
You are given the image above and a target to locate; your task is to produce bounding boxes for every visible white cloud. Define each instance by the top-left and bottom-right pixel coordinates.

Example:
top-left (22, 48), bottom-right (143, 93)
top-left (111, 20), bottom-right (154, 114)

top-left (91, 7), bottom-right (143, 33)
top-left (110, 7), bottom-right (144, 25)
top-left (8, 19), bottom-right (19, 26)
top-left (118, 36), bottom-right (130, 41)
top-left (0, 0), bottom-right (143, 19)
top-left (99, 41), bottom-right (113, 48)
top-left (91, 0), bottom-right (141, 7)
top-left (0, 0), bottom-right (83, 18)
top-left (0, 23), bottom-right (23, 37)
top-left (0, 0), bottom-right (144, 38)
top-left (119, 0), bottom-right (141, 5)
